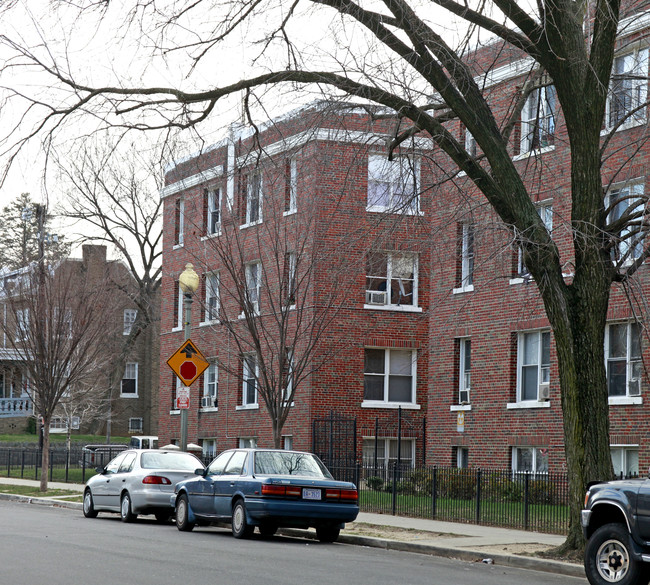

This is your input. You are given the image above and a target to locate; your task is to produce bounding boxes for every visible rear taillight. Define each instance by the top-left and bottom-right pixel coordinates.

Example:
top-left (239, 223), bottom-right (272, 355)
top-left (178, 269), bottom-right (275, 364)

top-left (142, 475), bottom-right (172, 485)
top-left (325, 488), bottom-right (358, 501)
top-left (261, 484), bottom-right (286, 496)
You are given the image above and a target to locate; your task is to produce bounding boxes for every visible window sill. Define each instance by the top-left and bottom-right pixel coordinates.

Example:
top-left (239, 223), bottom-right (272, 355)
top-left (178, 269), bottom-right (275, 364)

top-left (120, 394), bottom-right (139, 399)
top-left (450, 404), bottom-right (471, 412)
top-left (361, 401), bottom-right (420, 410)
top-left (452, 284), bottom-right (474, 295)
top-left (363, 304), bottom-right (422, 313)
top-left (172, 243), bottom-right (184, 250)
top-left (240, 220), bottom-right (263, 230)
top-left (201, 231), bottom-right (221, 240)
top-left (366, 205), bottom-right (423, 216)
top-left (512, 145), bottom-right (555, 161)
top-left (609, 396), bottom-right (643, 406)
top-left (601, 118), bottom-right (646, 135)
top-left (238, 311), bottom-right (260, 320)
top-left (199, 319), bottom-right (220, 327)
top-left (171, 326), bottom-right (182, 333)
top-left (236, 404), bottom-right (259, 411)
top-left (283, 209), bottom-right (297, 217)
top-left (507, 401), bottom-right (551, 409)
top-left (200, 406), bottom-right (219, 413)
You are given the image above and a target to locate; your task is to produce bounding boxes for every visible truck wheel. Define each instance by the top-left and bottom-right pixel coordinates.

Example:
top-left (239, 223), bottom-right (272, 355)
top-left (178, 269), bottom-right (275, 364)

top-left (585, 523), bottom-right (645, 585)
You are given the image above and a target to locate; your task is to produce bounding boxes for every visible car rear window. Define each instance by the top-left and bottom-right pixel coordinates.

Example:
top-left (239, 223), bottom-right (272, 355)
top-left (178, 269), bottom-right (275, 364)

top-left (254, 451), bottom-right (332, 478)
top-left (141, 452), bottom-right (202, 470)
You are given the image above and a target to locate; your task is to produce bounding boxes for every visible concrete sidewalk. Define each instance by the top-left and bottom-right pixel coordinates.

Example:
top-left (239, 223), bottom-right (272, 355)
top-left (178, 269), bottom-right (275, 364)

top-left (0, 477), bottom-right (585, 579)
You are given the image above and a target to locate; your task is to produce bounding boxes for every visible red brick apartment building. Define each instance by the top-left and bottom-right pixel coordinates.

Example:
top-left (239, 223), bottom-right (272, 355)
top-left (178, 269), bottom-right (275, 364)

top-left (159, 6), bottom-right (650, 475)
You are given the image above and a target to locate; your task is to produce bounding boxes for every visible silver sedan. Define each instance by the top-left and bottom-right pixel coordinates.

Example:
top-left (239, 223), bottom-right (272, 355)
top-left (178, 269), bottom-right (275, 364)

top-left (83, 449), bottom-right (205, 523)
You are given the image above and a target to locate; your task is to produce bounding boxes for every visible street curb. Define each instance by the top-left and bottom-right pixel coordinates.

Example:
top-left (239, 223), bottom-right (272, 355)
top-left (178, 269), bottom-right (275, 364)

top-left (280, 528), bottom-right (585, 579)
top-left (1, 494), bottom-right (584, 578)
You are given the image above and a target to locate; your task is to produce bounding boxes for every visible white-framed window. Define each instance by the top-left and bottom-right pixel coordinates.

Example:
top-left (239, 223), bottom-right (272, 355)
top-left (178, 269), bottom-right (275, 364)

top-left (363, 348), bottom-right (417, 405)
top-left (606, 182), bottom-right (646, 266)
top-left (282, 347), bottom-right (294, 403)
top-left (129, 417), bottom-right (143, 433)
top-left (367, 154), bottom-right (420, 214)
top-left (284, 252), bottom-right (297, 307)
top-left (512, 446), bottom-right (549, 475)
top-left (239, 437), bottom-right (257, 448)
top-left (366, 252), bottom-right (417, 308)
top-left (517, 330), bottom-right (551, 402)
top-left (285, 157), bottom-right (297, 214)
top-left (455, 447), bottom-right (469, 469)
top-left (202, 439), bottom-right (217, 459)
top-left (607, 47), bottom-right (649, 129)
top-left (611, 446), bottom-right (639, 478)
top-left (520, 85), bottom-right (556, 153)
top-left (205, 272), bottom-right (219, 322)
top-left (455, 223), bottom-right (474, 291)
top-left (458, 338), bottom-right (471, 404)
top-left (54, 306), bottom-right (72, 338)
top-left (245, 172), bottom-right (262, 225)
top-left (207, 188), bottom-right (221, 235)
top-left (175, 198), bottom-right (184, 247)
top-left (465, 129), bottom-right (477, 158)
top-left (15, 308), bottom-right (29, 341)
top-left (362, 438), bottom-right (415, 468)
top-left (283, 436), bottom-right (293, 450)
top-left (518, 202), bottom-right (553, 277)
top-left (121, 362), bottom-right (138, 397)
top-left (244, 261), bottom-right (261, 314)
top-left (607, 321), bottom-right (642, 398)
top-left (242, 353), bottom-right (258, 407)
top-left (201, 363), bottom-right (218, 409)
top-left (123, 309), bottom-right (137, 335)
top-left (176, 283), bottom-right (184, 329)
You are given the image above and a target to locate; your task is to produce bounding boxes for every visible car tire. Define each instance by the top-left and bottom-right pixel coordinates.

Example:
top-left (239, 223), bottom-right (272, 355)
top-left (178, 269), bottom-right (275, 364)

top-left (82, 489), bottom-right (98, 519)
top-left (154, 511), bottom-right (172, 524)
top-left (585, 523), bottom-right (645, 585)
top-left (232, 500), bottom-right (254, 539)
top-left (259, 523), bottom-right (277, 538)
top-left (120, 492), bottom-right (137, 523)
top-left (175, 494), bottom-right (195, 532)
top-left (316, 525), bottom-right (340, 543)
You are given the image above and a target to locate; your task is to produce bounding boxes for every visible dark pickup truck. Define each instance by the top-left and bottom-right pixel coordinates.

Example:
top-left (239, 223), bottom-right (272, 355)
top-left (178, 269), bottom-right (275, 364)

top-left (582, 478), bottom-right (650, 585)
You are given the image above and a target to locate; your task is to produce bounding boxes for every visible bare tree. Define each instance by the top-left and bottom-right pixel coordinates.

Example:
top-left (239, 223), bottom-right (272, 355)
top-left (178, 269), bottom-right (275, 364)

top-left (0, 253), bottom-right (119, 490)
top-left (2, 0), bottom-right (650, 547)
top-left (54, 138), bottom-right (162, 440)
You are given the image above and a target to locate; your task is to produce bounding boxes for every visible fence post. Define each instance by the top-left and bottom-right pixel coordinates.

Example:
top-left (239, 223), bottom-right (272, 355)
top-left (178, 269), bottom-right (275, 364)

top-left (49, 448), bottom-right (54, 482)
top-left (6, 449), bottom-right (9, 477)
top-left (431, 466), bottom-right (437, 519)
top-left (475, 468), bottom-right (482, 525)
top-left (391, 461), bottom-right (398, 516)
top-left (524, 472), bottom-right (530, 531)
top-left (21, 450), bottom-right (25, 478)
top-left (65, 448), bottom-right (70, 483)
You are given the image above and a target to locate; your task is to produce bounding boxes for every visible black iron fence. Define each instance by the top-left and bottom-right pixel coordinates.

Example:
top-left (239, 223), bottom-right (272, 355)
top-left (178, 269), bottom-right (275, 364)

top-left (328, 463), bottom-right (570, 534)
top-left (0, 446), bottom-right (570, 534)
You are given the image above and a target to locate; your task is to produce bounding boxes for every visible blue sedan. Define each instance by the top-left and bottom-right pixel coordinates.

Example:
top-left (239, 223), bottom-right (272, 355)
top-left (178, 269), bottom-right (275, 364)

top-left (171, 448), bottom-right (359, 542)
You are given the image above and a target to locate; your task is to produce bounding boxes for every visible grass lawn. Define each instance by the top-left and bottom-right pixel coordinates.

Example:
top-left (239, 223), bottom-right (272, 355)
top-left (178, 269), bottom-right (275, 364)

top-left (0, 484), bottom-right (81, 498)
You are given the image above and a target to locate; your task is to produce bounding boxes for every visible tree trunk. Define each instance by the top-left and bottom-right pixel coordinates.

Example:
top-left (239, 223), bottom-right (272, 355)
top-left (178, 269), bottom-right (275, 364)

top-left (40, 421), bottom-right (51, 492)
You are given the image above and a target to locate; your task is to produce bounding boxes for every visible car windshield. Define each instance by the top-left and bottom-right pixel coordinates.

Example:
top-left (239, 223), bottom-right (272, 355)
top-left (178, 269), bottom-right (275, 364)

top-left (140, 452), bottom-right (202, 470)
top-left (254, 451), bottom-right (333, 478)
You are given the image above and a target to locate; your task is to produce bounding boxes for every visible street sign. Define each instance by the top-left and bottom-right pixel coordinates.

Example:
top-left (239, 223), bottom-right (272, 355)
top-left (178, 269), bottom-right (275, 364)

top-left (176, 386), bottom-right (190, 409)
top-left (167, 339), bottom-right (209, 386)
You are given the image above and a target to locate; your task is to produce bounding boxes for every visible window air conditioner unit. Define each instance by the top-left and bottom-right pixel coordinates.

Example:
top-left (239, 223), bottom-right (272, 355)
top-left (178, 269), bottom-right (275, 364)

top-left (459, 389), bottom-right (470, 404)
top-left (538, 385), bottom-right (550, 401)
top-left (366, 290), bottom-right (387, 305)
top-left (201, 396), bottom-right (216, 408)
top-left (629, 379), bottom-right (641, 396)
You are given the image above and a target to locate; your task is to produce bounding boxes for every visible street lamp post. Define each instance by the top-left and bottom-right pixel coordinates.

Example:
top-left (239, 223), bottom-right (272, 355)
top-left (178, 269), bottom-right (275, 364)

top-left (178, 263), bottom-right (199, 451)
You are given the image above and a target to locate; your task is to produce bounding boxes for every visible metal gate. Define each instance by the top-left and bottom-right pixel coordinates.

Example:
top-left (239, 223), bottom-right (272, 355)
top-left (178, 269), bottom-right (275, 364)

top-left (312, 411), bottom-right (356, 481)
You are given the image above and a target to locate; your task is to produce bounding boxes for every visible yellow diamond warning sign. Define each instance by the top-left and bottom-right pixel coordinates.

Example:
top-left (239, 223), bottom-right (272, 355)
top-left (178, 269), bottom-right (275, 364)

top-left (167, 339), bottom-right (209, 386)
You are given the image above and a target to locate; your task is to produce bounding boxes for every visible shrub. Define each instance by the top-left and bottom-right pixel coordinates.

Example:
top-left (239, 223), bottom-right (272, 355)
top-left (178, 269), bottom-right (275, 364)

top-left (366, 476), bottom-right (384, 491)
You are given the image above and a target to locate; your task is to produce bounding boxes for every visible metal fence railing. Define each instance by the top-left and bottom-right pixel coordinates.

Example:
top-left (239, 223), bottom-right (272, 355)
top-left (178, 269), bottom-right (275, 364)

top-left (0, 448), bottom-right (570, 534)
top-left (328, 463), bottom-right (570, 535)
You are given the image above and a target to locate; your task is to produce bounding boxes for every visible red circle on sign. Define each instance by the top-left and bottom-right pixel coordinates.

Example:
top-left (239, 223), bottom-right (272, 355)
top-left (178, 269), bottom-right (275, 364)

top-left (180, 361), bottom-right (197, 381)
top-left (177, 396), bottom-right (190, 409)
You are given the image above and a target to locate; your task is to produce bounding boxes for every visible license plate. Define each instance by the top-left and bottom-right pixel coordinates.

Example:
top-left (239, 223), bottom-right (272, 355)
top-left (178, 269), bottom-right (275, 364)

top-left (302, 488), bottom-right (321, 500)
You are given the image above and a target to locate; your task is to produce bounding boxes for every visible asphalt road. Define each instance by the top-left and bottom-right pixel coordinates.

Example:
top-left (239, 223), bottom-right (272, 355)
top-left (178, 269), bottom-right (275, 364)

top-left (0, 501), bottom-right (587, 585)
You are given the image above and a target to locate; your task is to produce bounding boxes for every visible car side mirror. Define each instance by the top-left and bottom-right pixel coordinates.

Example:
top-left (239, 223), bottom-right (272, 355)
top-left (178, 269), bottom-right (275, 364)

top-left (194, 468), bottom-right (205, 476)
top-left (96, 466), bottom-right (106, 474)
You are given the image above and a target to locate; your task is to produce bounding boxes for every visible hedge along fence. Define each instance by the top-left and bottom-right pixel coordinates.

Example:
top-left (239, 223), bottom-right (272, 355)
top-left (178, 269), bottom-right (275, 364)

top-left (331, 464), bottom-right (570, 535)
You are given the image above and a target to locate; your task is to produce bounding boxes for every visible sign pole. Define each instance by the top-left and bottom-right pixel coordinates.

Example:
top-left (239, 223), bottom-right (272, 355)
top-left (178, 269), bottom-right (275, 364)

top-left (180, 291), bottom-right (192, 451)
